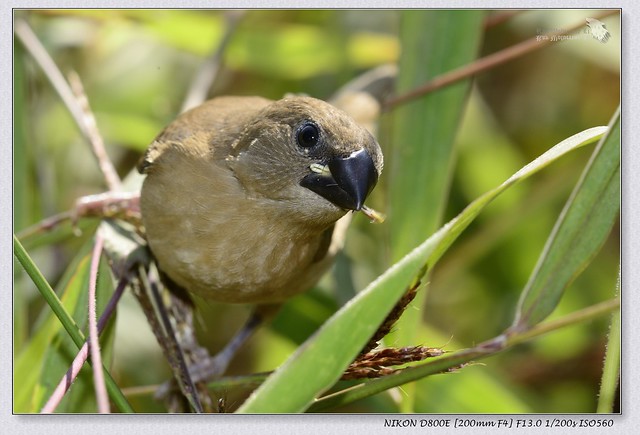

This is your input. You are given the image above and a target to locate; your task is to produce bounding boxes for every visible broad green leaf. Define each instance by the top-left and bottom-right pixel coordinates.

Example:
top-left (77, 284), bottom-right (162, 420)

top-left (237, 126), bottom-right (606, 413)
top-left (386, 10), bottom-right (485, 411)
top-left (512, 108), bottom-right (620, 329)
top-left (388, 10), bottom-right (485, 261)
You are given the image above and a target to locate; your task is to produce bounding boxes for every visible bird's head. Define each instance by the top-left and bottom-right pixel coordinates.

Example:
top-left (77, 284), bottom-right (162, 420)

top-left (227, 96), bottom-right (384, 224)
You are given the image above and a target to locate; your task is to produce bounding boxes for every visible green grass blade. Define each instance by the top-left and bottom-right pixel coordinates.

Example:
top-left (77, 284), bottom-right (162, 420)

top-left (597, 266), bottom-right (621, 413)
top-left (386, 9), bottom-right (485, 411)
top-left (512, 108), bottom-right (620, 330)
top-left (13, 235), bottom-right (133, 413)
top-left (237, 126), bottom-right (605, 413)
top-left (13, 235), bottom-right (84, 342)
top-left (388, 10), bottom-right (485, 261)
top-left (426, 127), bottom-right (607, 267)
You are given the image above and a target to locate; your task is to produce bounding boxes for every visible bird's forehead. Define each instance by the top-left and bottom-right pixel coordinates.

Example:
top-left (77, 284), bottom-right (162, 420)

top-left (288, 99), bottom-right (367, 136)
top-left (257, 96), bottom-right (380, 160)
top-left (267, 98), bottom-right (350, 126)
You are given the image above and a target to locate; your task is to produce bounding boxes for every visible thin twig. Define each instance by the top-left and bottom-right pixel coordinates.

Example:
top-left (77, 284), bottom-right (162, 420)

top-left (41, 274), bottom-right (128, 413)
top-left (506, 298), bottom-right (620, 347)
top-left (68, 72), bottom-right (122, 191)
top-left (14, 19), bottom-right (121, 191)
top-left (15, 19), bottom-right (88, 137)
top-left (17, 18), bottom-right (135, 414)
top-left (18, 19), bottom-right (126, 412)
top-left (16, 210), bottom-right (75, 240)
top-left (384, 10), bottom-right (619, 109)
top-left (88, 235), bottom-right (109, 413)
top-left (180, 10), bottom-right (246, 113)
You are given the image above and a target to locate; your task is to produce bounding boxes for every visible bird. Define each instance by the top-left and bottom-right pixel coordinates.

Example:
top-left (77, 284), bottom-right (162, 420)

top-left (137, 95), bottom-right (384, 380)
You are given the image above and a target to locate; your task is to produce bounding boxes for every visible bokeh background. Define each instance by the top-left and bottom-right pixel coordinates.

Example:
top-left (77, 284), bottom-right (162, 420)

top-left (14, 9), bottom-right (620, 413)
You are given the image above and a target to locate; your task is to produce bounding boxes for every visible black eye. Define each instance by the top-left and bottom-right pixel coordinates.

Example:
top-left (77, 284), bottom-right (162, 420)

top-left (296, 122), bottom-right (320, 148)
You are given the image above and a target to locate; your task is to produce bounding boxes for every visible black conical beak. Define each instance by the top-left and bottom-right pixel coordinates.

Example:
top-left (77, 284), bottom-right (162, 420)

top-left (300, 148), bottom-right (378, 211)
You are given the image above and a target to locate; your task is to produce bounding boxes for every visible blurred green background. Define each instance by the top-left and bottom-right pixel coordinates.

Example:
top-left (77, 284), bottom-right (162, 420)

top-left (14, 9), bottom-right (620, 413)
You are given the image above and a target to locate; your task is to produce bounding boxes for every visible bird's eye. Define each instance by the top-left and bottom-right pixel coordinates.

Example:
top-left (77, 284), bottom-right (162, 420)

top-left (296, 122), bottom-right (320, 149)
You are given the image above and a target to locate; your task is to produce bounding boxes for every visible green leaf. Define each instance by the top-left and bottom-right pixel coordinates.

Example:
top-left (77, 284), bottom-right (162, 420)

top-left (388, 10), bottom-right (485, 261)
top-left (13, 236), bottom-right (85, 345)
top-left (237, 126), bottom-right (606, 413)
top-left (512, 108), bottom-right (620, 330)
top-left (386, 9), bottom-right (485, 411)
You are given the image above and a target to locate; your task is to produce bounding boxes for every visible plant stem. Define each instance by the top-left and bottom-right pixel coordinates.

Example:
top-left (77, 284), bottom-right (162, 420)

top-left (308, 297), bottom-right (620, 412)
top-left (384, 10), bottom-right (619, 109)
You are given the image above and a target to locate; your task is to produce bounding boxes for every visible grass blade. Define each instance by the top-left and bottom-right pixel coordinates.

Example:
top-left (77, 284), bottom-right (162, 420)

top-left (388, 9), bottom-right (485, 262)
top-left (512, 108), bottom-right (620, 330)
top-left (386, 9), bottom-right (485, 411)
top-left (597, 266), bottom-right (621, 413)
top-left (13, 235), bottom-right (83, 341)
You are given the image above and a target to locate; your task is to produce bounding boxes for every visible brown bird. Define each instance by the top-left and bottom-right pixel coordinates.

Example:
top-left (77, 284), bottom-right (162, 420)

top-left (138, 95), bottom-right (383, 379)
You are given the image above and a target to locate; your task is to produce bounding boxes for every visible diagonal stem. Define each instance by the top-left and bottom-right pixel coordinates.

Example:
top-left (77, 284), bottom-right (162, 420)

top-left (14, 19), bottom-right (121, 191)
top-left (384, 10), bottom-right (619, 109)
top-left (68, 72), bottom-right (122, 191)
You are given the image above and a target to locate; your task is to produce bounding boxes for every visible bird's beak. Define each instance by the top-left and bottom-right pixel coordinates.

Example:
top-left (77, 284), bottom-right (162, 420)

top-left (300, 148), bottom-right (378, 211)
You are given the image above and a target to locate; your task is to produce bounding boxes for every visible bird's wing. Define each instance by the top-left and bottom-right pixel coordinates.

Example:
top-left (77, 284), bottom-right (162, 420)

top-left (138, 96), bottom-right (272, 174)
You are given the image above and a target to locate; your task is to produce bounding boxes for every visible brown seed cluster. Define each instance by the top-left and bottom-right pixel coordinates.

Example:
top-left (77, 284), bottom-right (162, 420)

top-left (342, 346), bottom-right (445, 380)
top-left (358, 279), bottom-right (421, 356)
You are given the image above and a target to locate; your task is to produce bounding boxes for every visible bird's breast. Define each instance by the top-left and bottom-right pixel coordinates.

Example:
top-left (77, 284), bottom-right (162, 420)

top-left (141, 159), bottom-right (332, 304)
top-left (150, 211), bottom-right (326, 303)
